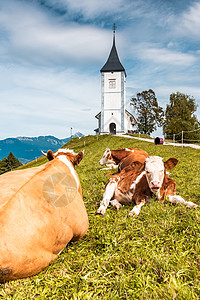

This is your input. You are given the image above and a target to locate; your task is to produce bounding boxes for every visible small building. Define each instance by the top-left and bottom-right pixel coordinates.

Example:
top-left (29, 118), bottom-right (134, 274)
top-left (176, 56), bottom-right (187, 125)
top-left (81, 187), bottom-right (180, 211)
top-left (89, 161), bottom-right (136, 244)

top-left (95, 26), bottom-right (136, 135)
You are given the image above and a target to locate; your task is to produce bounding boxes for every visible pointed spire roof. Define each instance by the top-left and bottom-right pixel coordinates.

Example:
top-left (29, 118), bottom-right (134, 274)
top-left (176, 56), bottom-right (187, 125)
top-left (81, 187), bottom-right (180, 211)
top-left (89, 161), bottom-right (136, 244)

top-left (100, 24), bottom-right (126, 75)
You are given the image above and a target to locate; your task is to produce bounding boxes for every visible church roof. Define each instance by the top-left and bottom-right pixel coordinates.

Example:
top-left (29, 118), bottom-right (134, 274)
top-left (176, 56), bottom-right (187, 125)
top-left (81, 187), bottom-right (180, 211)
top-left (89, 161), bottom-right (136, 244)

top-left (125, 110), bottom-right (136, 125)
top-left (100, 30), bottom-right (126, 75)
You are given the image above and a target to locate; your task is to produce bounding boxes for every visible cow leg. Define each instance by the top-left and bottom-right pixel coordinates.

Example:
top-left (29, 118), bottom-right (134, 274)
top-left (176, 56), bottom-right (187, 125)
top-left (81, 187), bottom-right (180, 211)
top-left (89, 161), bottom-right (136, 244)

top-left (129, 200), bottom-right (146, 217)
top-left (110, 199), bottom-right (122, 211)
top-left (100, 164), bottom-right (118, 171)
top-left (168, 195), bottom-right (198, 208)
top-left (97, 181), bottom-right (117, 215)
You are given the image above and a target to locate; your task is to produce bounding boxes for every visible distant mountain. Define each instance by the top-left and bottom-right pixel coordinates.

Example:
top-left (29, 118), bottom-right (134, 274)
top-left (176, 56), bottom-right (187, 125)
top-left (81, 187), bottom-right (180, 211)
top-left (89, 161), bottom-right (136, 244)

top-left (0, 132), bottom-right (84, 164)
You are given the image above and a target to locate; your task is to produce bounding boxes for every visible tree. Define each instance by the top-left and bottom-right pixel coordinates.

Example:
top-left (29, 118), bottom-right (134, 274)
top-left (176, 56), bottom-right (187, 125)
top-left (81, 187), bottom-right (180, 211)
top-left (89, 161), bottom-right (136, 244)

top-left (0, 152), bottom-right (22, 174)
top-left (130, 89), bottom-right (164, 135)
top-left (164, 92), bottom-right (200, 141)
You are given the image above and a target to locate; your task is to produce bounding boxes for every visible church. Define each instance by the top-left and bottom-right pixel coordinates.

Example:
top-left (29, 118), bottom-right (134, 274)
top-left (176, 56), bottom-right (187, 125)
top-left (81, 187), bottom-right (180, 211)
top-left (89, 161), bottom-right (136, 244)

top-left (95, 26), bottom-right (136, 135)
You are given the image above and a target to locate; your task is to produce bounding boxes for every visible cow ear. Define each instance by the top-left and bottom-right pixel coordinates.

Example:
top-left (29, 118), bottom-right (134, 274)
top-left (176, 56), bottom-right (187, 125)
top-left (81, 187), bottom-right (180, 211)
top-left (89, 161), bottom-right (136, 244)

top-left (74, 151), bottom-right (84, 166)
top-left (47, 150), bottom-right (55, 161)
top-left (164, 158), bottom-right (178, 170)
top-left (131, 161), bottom-right (144, 172)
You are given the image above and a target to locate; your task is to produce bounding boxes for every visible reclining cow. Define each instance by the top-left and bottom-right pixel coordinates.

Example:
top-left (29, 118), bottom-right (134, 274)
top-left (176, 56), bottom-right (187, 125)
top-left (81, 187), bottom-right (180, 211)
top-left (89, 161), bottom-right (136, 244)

top-left (0, 149), bottom-right (88, 282)
top-left (105, 153), bottom-right (149, 177)
top-left (97, 156), bottom-right (198, 216)
top-left (99, 148), bottom-right (149, 170)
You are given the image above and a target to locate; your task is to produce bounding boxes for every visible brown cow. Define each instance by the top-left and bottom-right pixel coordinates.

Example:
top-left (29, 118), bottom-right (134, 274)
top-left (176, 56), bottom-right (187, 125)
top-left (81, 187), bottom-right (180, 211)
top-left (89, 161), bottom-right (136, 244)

top-left (106, 153), bottom-right (149, 176)
top-left (0, 149), bottom-right (88, 281)
top-left (97, 156), bottom-right (198, 216)
top-left (99, 148), bottom-right (149, 170)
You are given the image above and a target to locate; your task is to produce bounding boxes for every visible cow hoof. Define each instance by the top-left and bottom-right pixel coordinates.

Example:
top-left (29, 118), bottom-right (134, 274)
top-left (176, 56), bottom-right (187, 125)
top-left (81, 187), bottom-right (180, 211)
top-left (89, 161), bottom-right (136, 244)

top-left (129, 211), bottom-right (137, 217)
top-left (96, 206), bottom-right (106, 215)
top-left (188, 202), bottom-right (198, 209)
top-left (115, 203), bottom-right (122, 211)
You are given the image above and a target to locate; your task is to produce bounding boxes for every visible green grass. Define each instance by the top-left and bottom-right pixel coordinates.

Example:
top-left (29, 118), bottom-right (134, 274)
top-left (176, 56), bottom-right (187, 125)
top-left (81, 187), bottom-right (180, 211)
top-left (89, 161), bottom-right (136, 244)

top-left (0, 135), bottom-right (200, 299)
top-left (128, 133), bottom-right (153, 139)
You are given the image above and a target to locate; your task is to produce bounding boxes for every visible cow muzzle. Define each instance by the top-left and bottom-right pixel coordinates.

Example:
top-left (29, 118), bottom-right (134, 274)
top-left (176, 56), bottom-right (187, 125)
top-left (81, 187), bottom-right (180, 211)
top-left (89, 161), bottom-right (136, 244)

top-left (150, 181), bottom-right (161, 192)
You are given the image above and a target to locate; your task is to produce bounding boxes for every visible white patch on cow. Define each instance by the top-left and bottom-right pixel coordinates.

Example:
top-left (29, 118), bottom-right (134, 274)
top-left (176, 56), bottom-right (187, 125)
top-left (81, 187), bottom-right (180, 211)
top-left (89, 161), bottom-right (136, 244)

top-left (130, 171), bottom-right (146, 190)
top-left (156, 190), bottom-right (161, 200)
top-left (55, 149), bottom-right (76, 156)
top-left (125, 148), bottom-right (134, 152)
top-left (97, 179), bottom-right (118, 214)
top-left (57, 155), bottom-right (79, 187)
top-left (168, 195), bottom-right (198, 208)
top-left (129, 200), bottom-right (146, 216)
top-left (100, 163), bottom-right (118, 171)
top-left (110, 199), bottom-right (122, 210)
top-left (99, 149), bottom-right (114, 166)
top-left (145, 156), bottom-right (165, 193)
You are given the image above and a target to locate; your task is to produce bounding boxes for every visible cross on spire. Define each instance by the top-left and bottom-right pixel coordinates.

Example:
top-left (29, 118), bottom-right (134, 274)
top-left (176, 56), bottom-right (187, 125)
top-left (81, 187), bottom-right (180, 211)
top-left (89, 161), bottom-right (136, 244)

top-left (113, 23), bottom-right (116, 34)
top-left (113, 23), bottom-right (116, 44)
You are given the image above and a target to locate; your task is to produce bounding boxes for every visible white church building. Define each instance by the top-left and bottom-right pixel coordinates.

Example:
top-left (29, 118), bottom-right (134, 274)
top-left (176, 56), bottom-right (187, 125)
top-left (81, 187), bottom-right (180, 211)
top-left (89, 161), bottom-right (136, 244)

top-left (95, 27), bottom-right (136, 135)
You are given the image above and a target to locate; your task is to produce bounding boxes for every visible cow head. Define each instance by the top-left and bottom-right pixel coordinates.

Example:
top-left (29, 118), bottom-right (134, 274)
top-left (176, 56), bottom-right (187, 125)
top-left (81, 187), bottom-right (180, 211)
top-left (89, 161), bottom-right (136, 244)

top-left (145, 156), bottom-right (178, 194)
top-left (42, 149), bottom-right (84, 167)
top-left (99, 148), bottom-right (114, 166)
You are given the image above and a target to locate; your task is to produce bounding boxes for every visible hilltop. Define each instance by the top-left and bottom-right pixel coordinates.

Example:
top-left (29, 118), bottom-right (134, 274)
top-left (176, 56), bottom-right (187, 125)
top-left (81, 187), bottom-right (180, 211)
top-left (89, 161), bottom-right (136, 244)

top-left (2, 134), bottom-right (200, 299)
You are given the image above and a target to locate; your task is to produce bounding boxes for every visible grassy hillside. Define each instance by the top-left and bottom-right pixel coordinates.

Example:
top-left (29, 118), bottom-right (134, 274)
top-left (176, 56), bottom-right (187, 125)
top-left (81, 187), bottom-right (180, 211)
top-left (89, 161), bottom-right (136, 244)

top-left (0, 135), bottom-right (200, 299)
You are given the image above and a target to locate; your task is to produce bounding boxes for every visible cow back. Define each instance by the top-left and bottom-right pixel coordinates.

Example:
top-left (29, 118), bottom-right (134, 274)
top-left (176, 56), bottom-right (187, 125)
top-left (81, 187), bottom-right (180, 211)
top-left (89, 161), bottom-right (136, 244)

top-left (111, 148), bottom-right (148, 164)
top-left (0, 159), bottom-right (88, 281)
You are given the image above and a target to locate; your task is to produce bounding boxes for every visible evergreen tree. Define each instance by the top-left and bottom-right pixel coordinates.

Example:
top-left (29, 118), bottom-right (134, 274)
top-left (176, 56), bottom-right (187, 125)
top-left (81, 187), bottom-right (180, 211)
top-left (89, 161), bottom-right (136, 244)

top-left (130, 89), bottom-right (164, 134)
top-left (0, 152), bottom-right (22, 174)
top-left (164, 92), bottom-right (200, 141)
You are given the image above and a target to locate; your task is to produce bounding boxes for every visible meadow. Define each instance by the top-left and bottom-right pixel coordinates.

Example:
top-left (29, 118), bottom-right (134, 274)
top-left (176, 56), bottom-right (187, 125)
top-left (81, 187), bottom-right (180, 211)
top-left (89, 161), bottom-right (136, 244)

top-left (0, 134), bottom-right (199, 299)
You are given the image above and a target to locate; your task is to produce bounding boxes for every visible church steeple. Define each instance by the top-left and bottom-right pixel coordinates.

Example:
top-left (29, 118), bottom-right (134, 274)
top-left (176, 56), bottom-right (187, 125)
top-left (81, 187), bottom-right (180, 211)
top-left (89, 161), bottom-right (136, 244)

top-left (100, 24), bottom-right (126, 75)
top-left (95, 24), bottom-right (135, 135)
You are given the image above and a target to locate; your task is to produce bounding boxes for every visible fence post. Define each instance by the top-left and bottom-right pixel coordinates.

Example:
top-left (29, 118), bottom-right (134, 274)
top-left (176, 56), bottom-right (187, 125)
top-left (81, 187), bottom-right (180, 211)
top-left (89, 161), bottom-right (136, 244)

top-left (173, 134), bottom-right (175, 144)
top-left (182, 131), bottom-right (184, 147)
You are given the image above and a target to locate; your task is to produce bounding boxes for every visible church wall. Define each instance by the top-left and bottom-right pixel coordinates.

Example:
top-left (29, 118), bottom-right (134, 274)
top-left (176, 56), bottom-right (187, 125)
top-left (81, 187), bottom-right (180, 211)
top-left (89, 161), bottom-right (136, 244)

top-left (104, 93), bottom-right (121, 109)
top-left (104, 72), bottom-right (121, 93)
top-left (124, 116), bottom-right (131, 132)
top-left (103, 110), bottom-right (122, 133)
top-left (101, 71), bottom-right (125, 133)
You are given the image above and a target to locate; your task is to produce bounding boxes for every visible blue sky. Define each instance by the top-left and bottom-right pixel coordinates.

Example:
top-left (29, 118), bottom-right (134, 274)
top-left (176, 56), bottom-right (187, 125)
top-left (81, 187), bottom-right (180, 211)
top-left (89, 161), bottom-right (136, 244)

top-left (0, 0), bottom-right (199, 139)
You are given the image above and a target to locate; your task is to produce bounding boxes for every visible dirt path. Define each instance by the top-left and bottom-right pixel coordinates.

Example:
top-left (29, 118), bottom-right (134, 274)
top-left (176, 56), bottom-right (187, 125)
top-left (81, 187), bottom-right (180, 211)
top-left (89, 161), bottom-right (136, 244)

top-left (116, 134), bottom-right (200, 150)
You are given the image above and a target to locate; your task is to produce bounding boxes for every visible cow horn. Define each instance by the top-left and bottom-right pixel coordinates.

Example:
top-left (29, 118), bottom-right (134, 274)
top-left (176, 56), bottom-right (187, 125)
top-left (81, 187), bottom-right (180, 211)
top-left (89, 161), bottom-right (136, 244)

top-left (41, 150), bottom-right (47, 156)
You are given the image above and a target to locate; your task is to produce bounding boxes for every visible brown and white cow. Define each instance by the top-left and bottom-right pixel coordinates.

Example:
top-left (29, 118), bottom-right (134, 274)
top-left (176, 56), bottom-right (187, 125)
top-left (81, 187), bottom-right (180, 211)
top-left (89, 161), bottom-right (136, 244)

top-left (99, 148), bottom-right (149, 170)
top-left (0, 149), bottom-right (88, 281)
top-left (107, 153), bottom-right (149, 176)
top-left (97, 156), bottom-right (198, 216)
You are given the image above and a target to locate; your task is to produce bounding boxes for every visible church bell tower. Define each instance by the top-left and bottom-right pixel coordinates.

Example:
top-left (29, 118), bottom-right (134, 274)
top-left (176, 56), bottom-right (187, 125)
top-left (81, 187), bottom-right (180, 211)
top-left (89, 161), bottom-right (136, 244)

top-left (95, 25), bottom-right (135, 134)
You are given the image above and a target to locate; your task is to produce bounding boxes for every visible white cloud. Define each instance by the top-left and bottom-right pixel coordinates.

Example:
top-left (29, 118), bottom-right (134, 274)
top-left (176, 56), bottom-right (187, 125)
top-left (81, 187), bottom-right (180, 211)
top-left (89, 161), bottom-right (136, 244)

top-left (133, 45), bottom-right (196, 66)
top-left (45, 0), bottom-right (139, 20)
top-left (171, 2), bottom-right (200, 39)
top-left (0, 0), bottom-right (110, 66)
top-left (0, 65), bottom-right (100, 139)
top-left (180, 2), bottom-right (200, 38)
